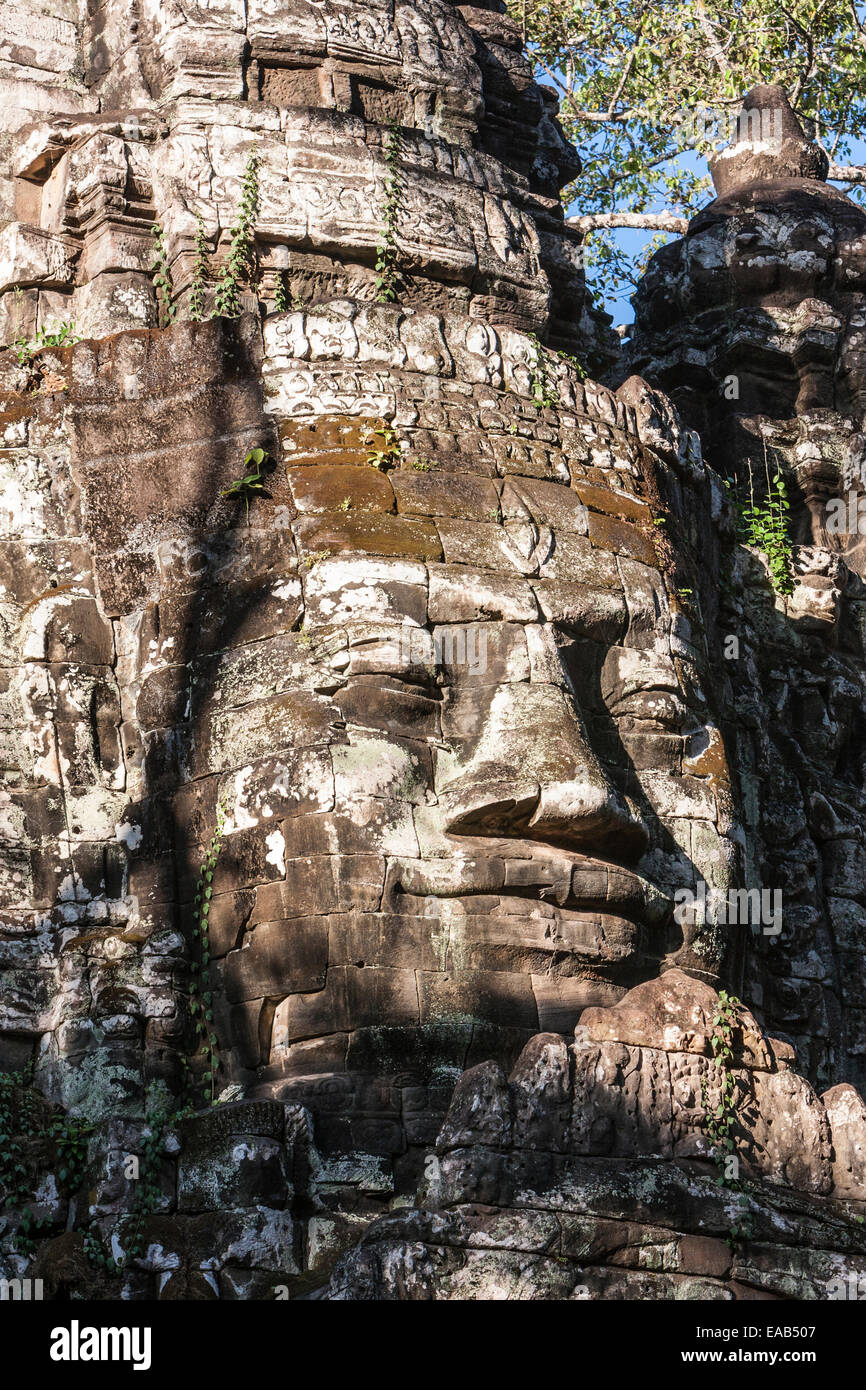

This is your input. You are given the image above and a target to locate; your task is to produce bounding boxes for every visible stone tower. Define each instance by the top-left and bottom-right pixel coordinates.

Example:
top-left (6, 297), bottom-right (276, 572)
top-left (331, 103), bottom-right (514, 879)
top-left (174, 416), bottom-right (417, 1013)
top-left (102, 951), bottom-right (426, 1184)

top-left (0, 15), bottom-right (865, 1300)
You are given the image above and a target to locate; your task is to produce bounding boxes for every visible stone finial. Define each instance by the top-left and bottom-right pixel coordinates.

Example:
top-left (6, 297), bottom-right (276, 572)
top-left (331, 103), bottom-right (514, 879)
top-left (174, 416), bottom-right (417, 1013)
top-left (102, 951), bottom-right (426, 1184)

top-left (708, 83), bottom-right (829, 195)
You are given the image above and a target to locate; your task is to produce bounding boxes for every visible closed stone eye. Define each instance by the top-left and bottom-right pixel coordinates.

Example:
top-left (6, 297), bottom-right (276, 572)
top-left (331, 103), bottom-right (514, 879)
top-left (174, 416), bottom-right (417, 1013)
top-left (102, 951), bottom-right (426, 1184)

top-left (607, 687), bottom-right (693, 733)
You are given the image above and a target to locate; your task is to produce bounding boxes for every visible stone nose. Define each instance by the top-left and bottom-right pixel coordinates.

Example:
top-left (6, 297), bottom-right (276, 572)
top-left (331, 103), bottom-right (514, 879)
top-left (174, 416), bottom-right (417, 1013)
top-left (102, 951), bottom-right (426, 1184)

top-left (438, 682), bottom-right (648, 859)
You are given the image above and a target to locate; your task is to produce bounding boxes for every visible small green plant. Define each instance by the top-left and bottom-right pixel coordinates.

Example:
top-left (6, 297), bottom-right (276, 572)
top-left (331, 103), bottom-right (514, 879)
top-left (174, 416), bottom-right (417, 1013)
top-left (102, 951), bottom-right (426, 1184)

top-left (214, 152), bottom-right (260, 318)
top-left (221, 446), bottom-right (272, 523)
top-left (339, 496), bottom-right (352, 511)
top-left (366, 422), bottom-right (402, 470)
top-left (185, 808), bottom-right (225, 1107)
top-left (730, 452), bottom-right (795, 596)
top-left (151, 223), bottom-right (176, 329)
top-left (701, 989), bottom-right (754, 1250)
top-left (13, 320), bottom-right (79, 366)
top-left (188, 212), bottom-right (210, 323)
top-left (82, 1228), bottom-right (117, 1271)
top-left (41, 322), bottom-right (79, 349)
top-left (524, 334), bottom-right (588, 410)
top-left (410, 456), bottom-right (433, 471)
top-left (375, 122), bottom-right (405, 303)
top-left (6, 285), bottom-right (24, 342)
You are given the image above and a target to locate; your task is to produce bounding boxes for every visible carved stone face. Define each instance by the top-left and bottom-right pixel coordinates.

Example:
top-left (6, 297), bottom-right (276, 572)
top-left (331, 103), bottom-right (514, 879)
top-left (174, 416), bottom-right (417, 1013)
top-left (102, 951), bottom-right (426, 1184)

top-left (630, 181), bottom-right (866, 556)
top-left (2, 308), bottom-right (743, 1132)
top-left (628, 146), bottom-right (866, 1090)
top-left (204, 421), bottom-right (739, 1094)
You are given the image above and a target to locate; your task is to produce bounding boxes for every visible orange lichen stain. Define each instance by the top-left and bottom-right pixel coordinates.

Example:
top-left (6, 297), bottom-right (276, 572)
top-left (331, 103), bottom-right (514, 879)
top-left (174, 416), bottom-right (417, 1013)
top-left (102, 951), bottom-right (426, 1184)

top-left (279, 414), bottom-right (378, 466)
top-left (574, 481), bottom-right (652, 525)
top-left (684, 725), bottom-right (731, 790)
top-left (20, 583), bottom-right (80, 618)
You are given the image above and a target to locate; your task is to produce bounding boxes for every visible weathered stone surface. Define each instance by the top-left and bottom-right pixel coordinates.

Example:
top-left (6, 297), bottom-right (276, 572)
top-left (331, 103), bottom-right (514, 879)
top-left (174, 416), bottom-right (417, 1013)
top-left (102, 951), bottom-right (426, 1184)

top-left (2, 0), bottom-right (866, 1305)
top-left (0, 0), bottom-right (620, 362)
top-left (322, 974), bottom-right (866, 1299)
top-left (629, 83), bottom-right (866, 1098)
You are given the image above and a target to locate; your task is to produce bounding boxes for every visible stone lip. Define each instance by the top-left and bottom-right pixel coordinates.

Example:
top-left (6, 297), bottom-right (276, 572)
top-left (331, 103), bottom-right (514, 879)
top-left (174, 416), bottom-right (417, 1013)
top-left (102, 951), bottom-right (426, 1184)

top-left (575, 967), bottom-right (773, 1066)
top-left (177, 1098), bottom-right (288, 1150)
top-left (708, 84), bottom-right (829, 195)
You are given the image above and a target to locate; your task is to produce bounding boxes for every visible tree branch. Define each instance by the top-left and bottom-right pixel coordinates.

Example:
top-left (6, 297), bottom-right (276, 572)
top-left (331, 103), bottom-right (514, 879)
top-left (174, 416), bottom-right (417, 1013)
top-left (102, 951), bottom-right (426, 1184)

top-left (828, 162), bottom-right (866, 183)
top-left (606, 23), bottom-right (645, 121)
top-left (568, 211), bottom-right (690, 235)
top-left (695, 1), bottom-right (731, 78)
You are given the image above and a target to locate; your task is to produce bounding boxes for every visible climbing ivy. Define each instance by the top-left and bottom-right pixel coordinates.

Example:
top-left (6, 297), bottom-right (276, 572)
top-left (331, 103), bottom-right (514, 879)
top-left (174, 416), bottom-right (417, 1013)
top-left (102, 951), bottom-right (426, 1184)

top-left (214, 152), bottom-right (260, 319)
top-left (184, 807), bottom-right (226, 1106)
top-left (119, 1093), bottom-right (191, 1268)
top-left (701, 990), bottom-right (754, 1250)
top-left (0, 1068), bottom-right (40, 1252)
top-left (375, 122), bottom-right (405, 303)
top-left (151, 223), bottom-right (176, 329)
top-left (188, 212), bottom-right (211, 323)
top-left (527, 334), bottom-right (558, 408)
top-left (0, 1066), bottom-right (94, 1257)
top-left (274, 270), bottom-right (290, 313)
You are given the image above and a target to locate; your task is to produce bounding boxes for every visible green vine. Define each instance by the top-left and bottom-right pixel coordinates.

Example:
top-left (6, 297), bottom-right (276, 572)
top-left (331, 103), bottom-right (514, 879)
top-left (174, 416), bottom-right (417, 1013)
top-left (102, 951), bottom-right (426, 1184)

top-left (274, 270), bottom-right (290, 313)
top-left (188, 212), bottom-right (211, 323)
top-left (527, 334), bottom-right (557, 408)
top-left (214, 152), bottom-right (260, 319)
top-left (553, 345), bottom-right (588, 382)
top-left (0, 1066), bottom-right (94, 1258)
top-left (184, 807), bottom-right (225, 1105)
top-left (375, 122), bottom-right (405, 304)
top-left (119, 1094), bottom-right (190, 1268)
top-left (729, 451), bottom-right (795, 596)
top-left (701, 990), bottom-right (754, 1250)
top-left (151, 223), bottom-right (176, 329)
top-left (0, 1069), bottom-right (40, 1253)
